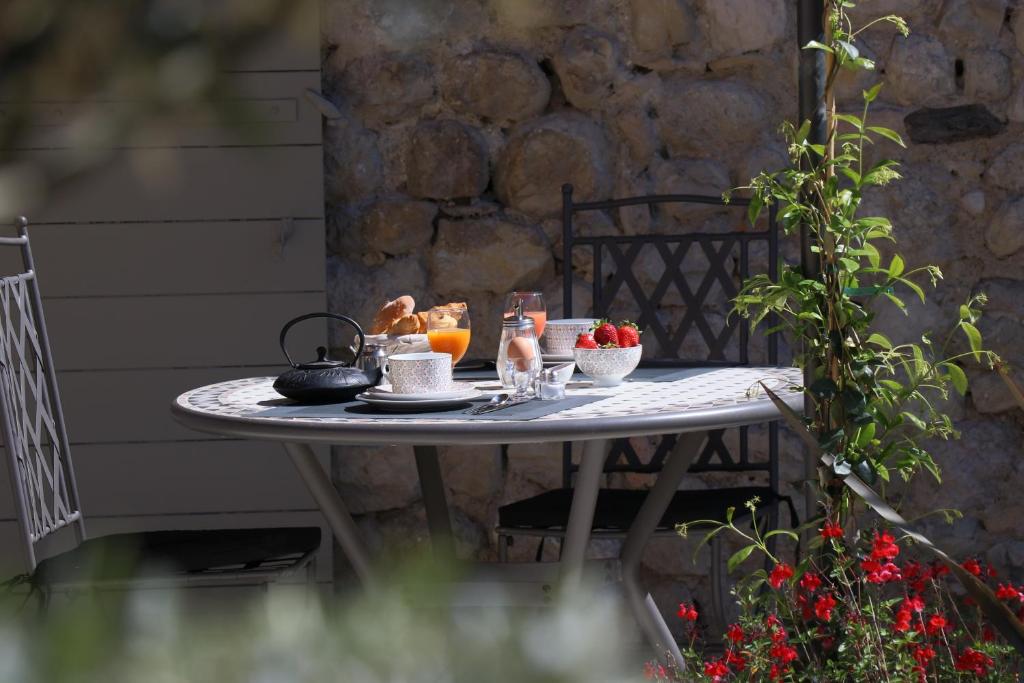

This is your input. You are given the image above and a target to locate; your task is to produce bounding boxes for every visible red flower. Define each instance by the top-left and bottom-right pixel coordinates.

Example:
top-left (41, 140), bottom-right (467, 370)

top-left (677, 602), bottom-right (699, 622)
top-left (770, 642), bottom-right (799, 664)
top-left (703, 658), bottom-right (729, 681)
top-left (769, 563), bottom-right (794, 589)
top-left (800, 571), bottom-right (822, 593)
top-left (870, 531), bottom-right (900, 561)
top-left (796, 593), bottom-right (813, 621)
top-left (893, 607), bottom-right (912, 633)
top-left (910, 644), bottom-right (936, 666)
top-left (901, 595), bottom-right (926, 613)
top-left (814, 593), bottom-right (837, 621)
top-left (961, 558), bottom-right (982, 577)
top-left (724, 649), bottom-right (746, 672)
top-left (820, 520), bottom-right (843, 539)
top-left (765, 613), bottom-right (781, 628)
top-left (725, 623), bottom-right (745, 644)
top-left (954, 648), bottom-right (994, 675)
top-left (861, 559), bottom-right (902, 584)
top-left (996, 583), bottom-right (1021, 602)
top-left (643, 662), bottom-right (668, 680)
top-left (922, 613), bottom-right (948, 636)
top-left (769, 663), bottom-right (785, 681)
top-left (929, 562), bottom-right (950, 579)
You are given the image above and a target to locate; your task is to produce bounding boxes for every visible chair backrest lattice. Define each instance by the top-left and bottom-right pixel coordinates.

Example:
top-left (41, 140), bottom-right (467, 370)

top-left (559, 185), bottom-right (780, 484)
top-left (0, 218), bottom-right (85, 573)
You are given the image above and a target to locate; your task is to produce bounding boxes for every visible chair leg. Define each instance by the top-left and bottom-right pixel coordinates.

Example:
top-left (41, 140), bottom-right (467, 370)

top-left (535, 537), bottom-right (546, 563)
top-left (497, 534), bottom-right (509, 562)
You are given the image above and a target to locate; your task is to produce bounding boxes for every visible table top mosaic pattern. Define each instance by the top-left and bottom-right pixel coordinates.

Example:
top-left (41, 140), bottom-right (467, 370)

top-left (175, 366), bottom-right (803, 427)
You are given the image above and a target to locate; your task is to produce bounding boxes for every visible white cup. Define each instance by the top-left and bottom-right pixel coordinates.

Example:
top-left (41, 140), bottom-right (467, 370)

top-left (387, 352), bottom-right (452, 394)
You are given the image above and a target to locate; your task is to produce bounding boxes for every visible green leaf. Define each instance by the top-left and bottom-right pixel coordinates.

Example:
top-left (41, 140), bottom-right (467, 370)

top-left (866, 332), bottom-right (892, 349)
top-left (747, 194), bottom-right (763, 226)
top-left (863, 82), bottom-right (883, 103)
top-left (855, 422), bottom-right (876, 447)
top-left (834, 113), bottom-right (864, 131)
top-left (803, 40), bottom-right (834, 53)
top-left (962, 322), bottom-right (983, 361)
top-left (837, 40), bottom-right (860, 61)
top-left (763, 529), bottom-right (800, 541)
top-left (944, 362), bottom-right (968, 396)
top-left (897, 276), bottom-right (926, 303)
top-left (888, 254), bottom-right (905, 277)
top-left (727, 545), bottom-right (757, 574)
top-left (867, 125), bottom-right (906, 147)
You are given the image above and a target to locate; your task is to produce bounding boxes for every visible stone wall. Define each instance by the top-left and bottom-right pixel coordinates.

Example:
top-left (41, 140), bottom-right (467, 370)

top-left (320, 0), bottom-right (1024, 625)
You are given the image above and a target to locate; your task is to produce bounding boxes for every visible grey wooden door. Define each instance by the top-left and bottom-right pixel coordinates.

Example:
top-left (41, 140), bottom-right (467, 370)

top-left (0, 1), bottom-right (331, 579)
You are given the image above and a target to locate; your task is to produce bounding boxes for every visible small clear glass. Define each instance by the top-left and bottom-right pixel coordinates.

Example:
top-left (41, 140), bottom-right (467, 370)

top-left (506, 360), bottom-right (533, 399)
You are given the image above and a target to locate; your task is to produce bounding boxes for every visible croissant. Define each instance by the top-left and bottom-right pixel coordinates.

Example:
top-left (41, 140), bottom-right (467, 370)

top-left (388, 314), bottom-right (420, 335)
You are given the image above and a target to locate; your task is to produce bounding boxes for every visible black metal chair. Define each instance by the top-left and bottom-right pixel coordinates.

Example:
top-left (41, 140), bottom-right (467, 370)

top-left (496, 185), bottom-right (798, 623)
top-left (0, 217), bottom-right (320, 598)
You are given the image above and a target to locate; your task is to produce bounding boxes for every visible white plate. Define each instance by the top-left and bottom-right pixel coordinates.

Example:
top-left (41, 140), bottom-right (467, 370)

top-left (355, 393), bottom-right (479, 412)
top-left (542, 352), bottom-right (575, 362)
top-left (365, 382), bottom-right (480, 401)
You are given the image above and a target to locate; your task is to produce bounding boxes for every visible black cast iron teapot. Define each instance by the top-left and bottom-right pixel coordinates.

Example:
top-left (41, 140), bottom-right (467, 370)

top-left (273, 313), bottom-right (375, 404)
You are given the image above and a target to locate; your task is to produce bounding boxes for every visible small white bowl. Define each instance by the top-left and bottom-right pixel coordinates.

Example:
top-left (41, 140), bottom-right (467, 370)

top-left (544, 318), bottom-right (597, 354)
top-left (573, 345), bottom-right (642, 387)
top-left (543, 360), bottom-right (576, 384)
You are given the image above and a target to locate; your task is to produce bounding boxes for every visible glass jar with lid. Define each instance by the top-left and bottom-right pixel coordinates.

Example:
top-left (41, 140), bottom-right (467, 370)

top-left (496, 301), bottom-right (543, 388)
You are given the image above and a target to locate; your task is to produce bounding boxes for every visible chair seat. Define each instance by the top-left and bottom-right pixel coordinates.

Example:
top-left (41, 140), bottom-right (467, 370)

top-left (34, 527), bottom-right (321, 585)
top-left (498, 486), bottom-right (781, 532)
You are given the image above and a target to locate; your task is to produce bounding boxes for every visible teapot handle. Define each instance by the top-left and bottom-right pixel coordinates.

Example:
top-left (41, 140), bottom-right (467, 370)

top-left (279, 312), bottom-right (365, 368)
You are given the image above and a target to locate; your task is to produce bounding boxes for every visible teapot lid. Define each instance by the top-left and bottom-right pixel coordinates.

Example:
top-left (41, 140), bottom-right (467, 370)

top-left (296, 346), bottom-right (344, 370)
top-left (502, 300), bottom-right (536, 330)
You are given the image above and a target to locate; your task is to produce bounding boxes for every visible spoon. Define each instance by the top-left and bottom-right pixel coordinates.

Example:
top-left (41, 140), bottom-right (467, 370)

top-left (467, 393), bottom-right (510, 415)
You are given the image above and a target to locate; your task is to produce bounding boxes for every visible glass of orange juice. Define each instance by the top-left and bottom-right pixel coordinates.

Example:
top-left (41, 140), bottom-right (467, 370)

top-left (427, 307), bottom-right (471, 366)
top-left (504, 291), bottom-right (546, 337)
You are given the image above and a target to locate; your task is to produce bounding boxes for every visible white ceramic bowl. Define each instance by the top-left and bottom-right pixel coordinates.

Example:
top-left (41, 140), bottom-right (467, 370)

top-left (544, 318), bottom-right (597, 354)
top-left (573, 345), bottom-right (642, 387)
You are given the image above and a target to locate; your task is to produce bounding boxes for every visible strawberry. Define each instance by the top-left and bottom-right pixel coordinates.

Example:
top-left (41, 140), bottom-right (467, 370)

top-left (592, 320), bottom-right (619, 347)
top-left (574, 332), bottom-right (598, 349)
top-left (616, 321), bottom-right (640, 348)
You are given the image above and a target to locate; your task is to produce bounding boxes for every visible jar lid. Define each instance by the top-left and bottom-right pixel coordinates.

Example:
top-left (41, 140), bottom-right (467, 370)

top-left (502, 300), bottom-right (536, 330)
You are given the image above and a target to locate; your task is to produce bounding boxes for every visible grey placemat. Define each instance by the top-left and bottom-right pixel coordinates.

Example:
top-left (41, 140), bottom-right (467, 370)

top-left (251, 394), bottom-right (608, 421)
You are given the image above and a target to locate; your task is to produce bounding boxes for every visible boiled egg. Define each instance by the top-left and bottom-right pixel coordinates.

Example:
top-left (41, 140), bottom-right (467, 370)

top-left (506, 336), bottom-right (535, 371)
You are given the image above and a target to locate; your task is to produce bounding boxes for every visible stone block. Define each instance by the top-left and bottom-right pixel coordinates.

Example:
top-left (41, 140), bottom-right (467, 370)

top-left (440, 51), bottom-right (550, 124)
top-left (985, 144), bottom-right (1024, 194)
top-left (333, 445), bottom-right (419, 514)
top-left (495, 113), bottom-right (613, 217)
top-left (629, 0), bottom-right (695, 62)
top-left (986, 198), bottom-right (1024, 258)
top-left (324, 117), bottom-right (383, 204)
top-left (405, 120), bottom-right (489, 200)
top-left (342, 198), bottom-right (437, 257)
top-left (963, 50), bottom-right (1012, 102)
top-left (885, 35), bottom-right (956, 107)
top-left (697, 0), bottom-right (788, 57)
top-left (553, 27), bottom-right (623, 111)
top-left (656, 78), bottom-right (768, 157)
top-left (904, 105), bottom-right (1004, 144)
top-left (938, 0), bottom-right (1008, 49)
top-left (428, 216), bottom-right (553, 295)
top-left (339, 53), bottom-right (434, 125)
top-left (971, 372), bottom-right (1019, 414)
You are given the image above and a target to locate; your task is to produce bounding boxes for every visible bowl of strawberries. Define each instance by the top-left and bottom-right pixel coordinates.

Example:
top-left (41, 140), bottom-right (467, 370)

top-left (572, 320), bottom-right (642, 387)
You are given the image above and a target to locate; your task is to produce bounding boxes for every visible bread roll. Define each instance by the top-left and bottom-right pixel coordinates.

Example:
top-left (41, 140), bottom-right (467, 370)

top-left (416, 311), bottom-right (429, 333)
top-left (388, 314), bottom-right (420, 335)
top-left (370, 295), bottom-right (415, 334)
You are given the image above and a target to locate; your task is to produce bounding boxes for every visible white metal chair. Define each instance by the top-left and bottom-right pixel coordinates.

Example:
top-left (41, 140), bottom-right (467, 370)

top-left (0, 217), bottom-right (320, 597)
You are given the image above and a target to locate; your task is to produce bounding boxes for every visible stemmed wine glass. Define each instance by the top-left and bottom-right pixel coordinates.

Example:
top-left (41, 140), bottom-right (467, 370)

top-left (426, 307), bottom-right (472, 367)
top-left (503, 291), bottom-right (546, 338)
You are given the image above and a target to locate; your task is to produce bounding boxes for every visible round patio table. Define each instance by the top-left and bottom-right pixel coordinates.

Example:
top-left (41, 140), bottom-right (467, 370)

top-left (172, 365), bottom-right (802, 664)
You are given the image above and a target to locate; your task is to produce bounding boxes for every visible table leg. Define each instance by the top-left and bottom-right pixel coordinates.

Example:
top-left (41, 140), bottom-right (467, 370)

top-left (283, 442), bottom-right (377, 591)
top-left (620, 431), bottom-right (707, 668)
top-left (413, 445), bottom-right (455, 560)
top-left (559, 438), bottom-right (608, 592)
